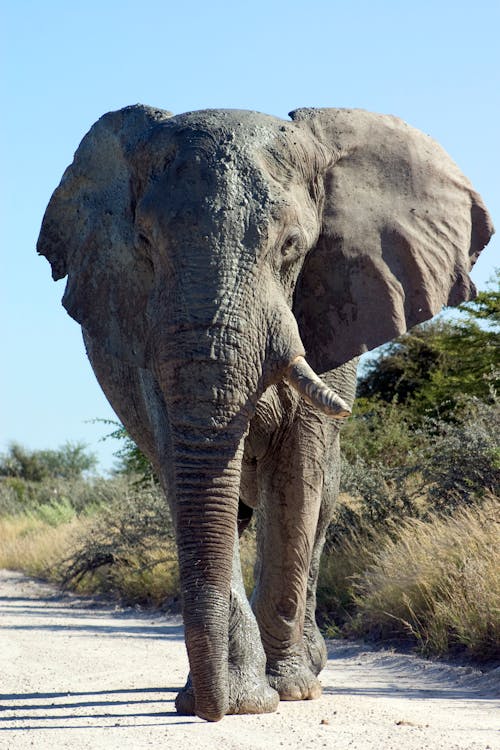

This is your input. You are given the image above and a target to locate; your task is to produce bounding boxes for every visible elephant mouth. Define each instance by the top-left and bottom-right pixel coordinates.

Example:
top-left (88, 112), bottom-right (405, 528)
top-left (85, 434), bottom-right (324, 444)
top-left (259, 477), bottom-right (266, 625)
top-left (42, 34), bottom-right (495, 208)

top-left (284, 356), bottom-right (351, 418)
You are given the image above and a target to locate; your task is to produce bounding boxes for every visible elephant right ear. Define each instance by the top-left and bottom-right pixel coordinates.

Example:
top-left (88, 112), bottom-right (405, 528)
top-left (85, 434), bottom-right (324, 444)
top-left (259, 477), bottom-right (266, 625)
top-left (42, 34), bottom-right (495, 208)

top-left (37, 104), bottom-right (173, 366)
top-left (290, 108), bottom-right (494, 373)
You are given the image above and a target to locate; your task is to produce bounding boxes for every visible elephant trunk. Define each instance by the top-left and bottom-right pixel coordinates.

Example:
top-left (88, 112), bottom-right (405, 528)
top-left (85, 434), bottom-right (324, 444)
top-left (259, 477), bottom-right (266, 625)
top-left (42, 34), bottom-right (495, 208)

top-left (157, 329), bottom-right (252, 721)
top-left (177, 438), bottom-right (243, 720)
top-left (170, 425), bottom-right (245, 721)
top-left (156, 273), bottom-right (348, 722)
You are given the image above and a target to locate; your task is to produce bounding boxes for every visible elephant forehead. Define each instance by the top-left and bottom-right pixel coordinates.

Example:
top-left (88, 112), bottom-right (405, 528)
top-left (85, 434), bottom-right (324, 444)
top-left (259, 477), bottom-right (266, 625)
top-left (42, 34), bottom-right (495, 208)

top-left (143, 110), bottom-right (272, 157)
top-left (170, 109), bottom-right (287, 143)
top-left (145, 109), bottom-right (305, 180)
top-left (139, 143), bottom-right (281, 237)
top-left (135, 110), bottom-right (318, 249)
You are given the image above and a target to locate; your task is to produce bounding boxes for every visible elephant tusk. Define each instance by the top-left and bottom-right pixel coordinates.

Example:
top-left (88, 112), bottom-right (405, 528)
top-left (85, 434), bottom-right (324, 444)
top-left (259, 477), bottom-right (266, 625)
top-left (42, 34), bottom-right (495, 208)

top-left (284, 356), bottom-right (352, 419)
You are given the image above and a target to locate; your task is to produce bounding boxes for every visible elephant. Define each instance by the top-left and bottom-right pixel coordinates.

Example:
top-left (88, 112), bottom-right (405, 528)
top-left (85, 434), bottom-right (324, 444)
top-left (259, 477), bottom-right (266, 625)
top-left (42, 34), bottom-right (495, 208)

top-left (37, 105), bottom-right (493, 721)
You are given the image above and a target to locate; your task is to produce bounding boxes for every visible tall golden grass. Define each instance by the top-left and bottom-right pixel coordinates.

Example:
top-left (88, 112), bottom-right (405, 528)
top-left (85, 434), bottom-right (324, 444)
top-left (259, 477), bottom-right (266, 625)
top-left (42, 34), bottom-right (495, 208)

top-left (334, 495), bottom-right (500, 659)
top-left (0, 514), bottom-right (81, 581)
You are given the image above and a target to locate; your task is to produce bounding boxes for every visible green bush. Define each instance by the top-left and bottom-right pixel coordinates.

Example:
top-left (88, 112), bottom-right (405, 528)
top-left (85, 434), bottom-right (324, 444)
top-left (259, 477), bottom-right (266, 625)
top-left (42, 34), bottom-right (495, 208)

top-left (413, 399), bottom-right (500, 512)
top-left (334, 397), bottom-right (499, 538)
top-left (0, 475), bottom-right (133, 518)
top-left (0, 441), bottom-right (97, 481)
top-left (357, 272), bottom-right (499, 421)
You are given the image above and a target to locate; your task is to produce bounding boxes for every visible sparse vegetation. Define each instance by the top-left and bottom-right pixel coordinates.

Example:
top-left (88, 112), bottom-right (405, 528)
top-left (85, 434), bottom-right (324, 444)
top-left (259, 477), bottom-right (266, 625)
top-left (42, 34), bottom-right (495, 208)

top-left (0, 474), bottom-right (177, 606)
top-left (62, 479), bottom-right (177, 606)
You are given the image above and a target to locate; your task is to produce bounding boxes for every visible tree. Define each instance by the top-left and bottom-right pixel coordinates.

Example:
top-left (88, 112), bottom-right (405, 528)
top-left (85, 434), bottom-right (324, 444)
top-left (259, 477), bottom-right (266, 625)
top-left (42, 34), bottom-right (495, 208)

top-left (357, 273), bottom-right (499, 419)
top-left (0, 442), bottom-right (97, 481)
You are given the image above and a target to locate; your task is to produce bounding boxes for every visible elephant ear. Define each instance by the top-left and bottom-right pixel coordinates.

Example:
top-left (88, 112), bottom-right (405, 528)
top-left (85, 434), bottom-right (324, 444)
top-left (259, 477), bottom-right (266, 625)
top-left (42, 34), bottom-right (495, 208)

top-left (290, 108), bottom-right (494, 373)
top-left (37, 104), bottom-right (173, 366)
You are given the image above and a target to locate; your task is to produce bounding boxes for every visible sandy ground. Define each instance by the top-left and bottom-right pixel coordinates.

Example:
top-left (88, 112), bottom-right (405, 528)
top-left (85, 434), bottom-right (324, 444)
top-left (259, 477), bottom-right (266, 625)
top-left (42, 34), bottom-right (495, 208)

top-left (0, 570), bottom-right (498, 750)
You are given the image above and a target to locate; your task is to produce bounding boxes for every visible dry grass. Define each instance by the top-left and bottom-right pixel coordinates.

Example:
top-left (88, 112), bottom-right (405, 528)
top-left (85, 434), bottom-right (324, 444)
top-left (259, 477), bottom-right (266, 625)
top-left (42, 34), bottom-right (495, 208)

top-left (1, 476), bottom-right (498, 660)
top-left (69, 547), bottom-right (180, 607)
top-left (0, 511), bottom-right (181, 607)
top-left (348, 494), bottom-right (500, 659)
top-left (0, 515), bottom-right (81, 581)
top-left (239, 525), bottom-right (257, 596)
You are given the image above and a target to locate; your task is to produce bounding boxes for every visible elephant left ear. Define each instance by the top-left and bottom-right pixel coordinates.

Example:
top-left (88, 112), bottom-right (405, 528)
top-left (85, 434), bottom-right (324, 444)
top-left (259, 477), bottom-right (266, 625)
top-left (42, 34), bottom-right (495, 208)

top-left (290, 107), bottom-right (494, 373)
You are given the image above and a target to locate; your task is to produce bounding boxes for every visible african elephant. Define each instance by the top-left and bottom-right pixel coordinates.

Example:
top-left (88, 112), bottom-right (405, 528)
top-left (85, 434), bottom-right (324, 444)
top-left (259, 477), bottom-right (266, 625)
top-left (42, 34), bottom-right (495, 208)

top-left (37, 105), bottom-right (493, 721)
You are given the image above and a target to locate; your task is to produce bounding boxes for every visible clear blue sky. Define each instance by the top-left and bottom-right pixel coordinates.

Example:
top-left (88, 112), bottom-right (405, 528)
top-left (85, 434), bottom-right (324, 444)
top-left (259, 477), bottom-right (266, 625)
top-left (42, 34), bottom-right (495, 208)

top-left (1, 0), bottom-right (498, 473)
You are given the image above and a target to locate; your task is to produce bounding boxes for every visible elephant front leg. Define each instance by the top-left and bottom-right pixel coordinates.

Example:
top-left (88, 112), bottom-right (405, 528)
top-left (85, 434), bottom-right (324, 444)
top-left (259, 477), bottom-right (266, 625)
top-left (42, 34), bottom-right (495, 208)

top-left (252, 410), bottom-right (328, 701)
top-left (175, 530), bottom-right (279, 716)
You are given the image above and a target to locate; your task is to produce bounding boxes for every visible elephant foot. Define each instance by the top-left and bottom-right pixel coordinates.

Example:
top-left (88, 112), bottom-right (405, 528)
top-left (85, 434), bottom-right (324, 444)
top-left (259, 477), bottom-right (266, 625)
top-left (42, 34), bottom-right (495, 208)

top-left (175, 671), bottom-right (279, 716)
top-left (267, 657), bottom-right (322, 701)
top-left (175, 678), bottom-right (195, 715)
top-left (303, 622), bottom-right (328, 676)
top-left (228, 667), bottom-right (280, 714)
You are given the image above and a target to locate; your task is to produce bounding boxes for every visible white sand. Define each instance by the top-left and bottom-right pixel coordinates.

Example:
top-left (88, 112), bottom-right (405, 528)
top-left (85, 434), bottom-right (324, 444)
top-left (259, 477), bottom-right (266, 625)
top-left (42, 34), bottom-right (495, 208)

top-left (0, 569), bottom-right (498, 750)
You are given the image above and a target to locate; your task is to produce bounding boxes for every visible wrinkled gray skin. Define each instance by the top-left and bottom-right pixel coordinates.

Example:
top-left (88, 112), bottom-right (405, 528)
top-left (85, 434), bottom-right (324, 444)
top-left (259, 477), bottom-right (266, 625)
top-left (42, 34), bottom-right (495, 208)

top-left (37, 105), bottom-right (493, 721)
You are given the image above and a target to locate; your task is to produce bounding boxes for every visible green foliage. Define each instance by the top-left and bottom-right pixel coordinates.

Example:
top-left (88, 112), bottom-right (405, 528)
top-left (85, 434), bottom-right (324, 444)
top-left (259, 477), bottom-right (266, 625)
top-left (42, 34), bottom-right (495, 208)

top-left (340, 397), bottom-right (418, 467)
top-left (334, 397), bottom-right (499, 544)
top-left (413, 399), bottom-right (500, 512)
top-left (460, 272), bottom-right (500, 324)
top-left (357, 272), bottom-right (499, 419)
top-left (0, 474), bottom-right (133, 520)
top-left (29, 497), bottom-right (77, 527)
top-left (94, 419), bottom-right (156, 482)
top-left (357, 323), bottom-right (445, 408)
top-left (0, 441), bottom-right (97, 481)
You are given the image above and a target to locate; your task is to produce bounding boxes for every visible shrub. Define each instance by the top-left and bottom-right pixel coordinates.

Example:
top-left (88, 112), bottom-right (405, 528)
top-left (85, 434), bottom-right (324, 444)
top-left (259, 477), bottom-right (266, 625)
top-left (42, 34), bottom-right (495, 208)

top-left (0, 475), bottom-right (132, 518)
top-left (320, 397), bottom-right (499, 638)
top-left (356, 273), bottom-right (499, 420)
top-left (62, 479), bottom-right (178, 606)
top-left (335, 397), bottom-right (499, 537)
top-left (412, 398), bottom-right (500, 512)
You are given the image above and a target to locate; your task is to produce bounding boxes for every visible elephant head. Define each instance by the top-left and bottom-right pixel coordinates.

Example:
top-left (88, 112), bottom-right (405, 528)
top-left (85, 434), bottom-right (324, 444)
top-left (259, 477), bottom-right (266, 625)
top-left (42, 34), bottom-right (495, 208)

top-left (37, 104), bottom-right (493, 720)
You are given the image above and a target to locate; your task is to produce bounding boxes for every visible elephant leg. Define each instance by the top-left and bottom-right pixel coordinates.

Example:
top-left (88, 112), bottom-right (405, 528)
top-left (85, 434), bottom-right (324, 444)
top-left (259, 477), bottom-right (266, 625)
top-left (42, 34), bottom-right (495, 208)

top-left (302, 426), bottom-right (341, 675)
top-left (301, 361), bottom-right (357, 674)
top-left (175, 530), bottom-right (279, 716)
top-left (252, 403), bottom-right (331, 701)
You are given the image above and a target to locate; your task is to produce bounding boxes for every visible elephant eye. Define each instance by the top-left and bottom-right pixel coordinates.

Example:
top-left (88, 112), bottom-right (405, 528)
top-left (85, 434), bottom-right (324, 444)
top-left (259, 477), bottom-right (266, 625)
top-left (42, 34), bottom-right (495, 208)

top-left (280, 230), bottom-right (305, 262)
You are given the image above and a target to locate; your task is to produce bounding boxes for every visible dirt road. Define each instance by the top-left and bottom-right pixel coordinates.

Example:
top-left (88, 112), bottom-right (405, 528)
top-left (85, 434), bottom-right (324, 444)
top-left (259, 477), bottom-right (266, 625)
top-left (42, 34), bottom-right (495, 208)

top-left (0, 569), bottom-right (498, 750)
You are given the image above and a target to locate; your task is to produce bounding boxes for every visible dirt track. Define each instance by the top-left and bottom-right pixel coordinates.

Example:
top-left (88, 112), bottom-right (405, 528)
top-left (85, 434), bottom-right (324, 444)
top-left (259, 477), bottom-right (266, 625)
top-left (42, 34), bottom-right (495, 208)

top-left (0, 569), bottom-right (498, 750)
